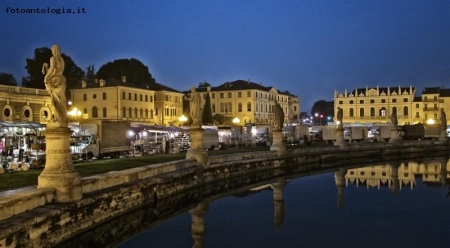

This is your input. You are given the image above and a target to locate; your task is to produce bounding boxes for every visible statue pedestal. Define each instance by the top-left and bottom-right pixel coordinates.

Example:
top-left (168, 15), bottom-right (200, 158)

top-left (389, 128), bottom-right (401, 143)
top-left (334, 127), bottom-right (347, 149)
top-left (186, 126), bottom-right (208, 166)
top-left (270, 130), bottom-right (286, 155)
top-left (439, 130), bottom-right (448, 142)
top-left (38, 123), bottom-right (82, 202)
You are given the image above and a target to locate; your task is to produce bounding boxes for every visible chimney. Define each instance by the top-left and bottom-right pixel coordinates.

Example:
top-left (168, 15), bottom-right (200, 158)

top-left (121, 76), bottom-right (126, 83)
top-left (81, 80), bottom-right (87, 88)
top-left (99, 79), bottom-right (105, 87)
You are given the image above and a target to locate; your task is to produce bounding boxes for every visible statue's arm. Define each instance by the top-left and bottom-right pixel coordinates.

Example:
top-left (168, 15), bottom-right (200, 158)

top-left (44, 57), bottom-right (56, 82)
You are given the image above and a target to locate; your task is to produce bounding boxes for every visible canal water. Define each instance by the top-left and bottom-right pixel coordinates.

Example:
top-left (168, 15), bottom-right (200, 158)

top-left (59, 159), bottom-right (450, 248)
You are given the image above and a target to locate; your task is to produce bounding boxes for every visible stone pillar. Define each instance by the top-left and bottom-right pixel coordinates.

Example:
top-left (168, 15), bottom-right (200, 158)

top-left (334, 127), bottom-right (347, 149)
top-left (190, 201), bottom-right (209, 248)
top-left (270, 130), bottom-right (286, 155)
top-left (334, 168), bottom-right (347, 209)
top-left (271, 178), bottom-right (286, 229)
top-left (186, 126), bottom-right (208, 166)
top-left (389, 127), bottom-right (401, 143)
top-left (439, 129), bottom-right (448, 143)
top-left (38, 123), bottom-right (82, 202)
top-left (388, 162), bottom-right (400, 195)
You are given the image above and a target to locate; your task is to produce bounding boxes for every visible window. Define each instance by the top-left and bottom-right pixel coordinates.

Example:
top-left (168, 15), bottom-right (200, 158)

top-left (212, 104), bottom-right (216, 113)
top-left (128, 93), bottom-right (131, 100)
top-left (145, 95), bottom-right (148, 102)
top-left (360, 108), bottom-right (364, 117)
top-left (140, 94), bottom-right (143, 101)
top-left (380, 108), bottom-right (386, 117)
top-left (92, 106), bottom-right (98, 118)
top-left (360, 100), bottom-right (364, 104)
top-left (155, 108), bottom-right (158, 115)
top-left (238, 103), bottom-right (242, 112)
top-left (212, 93), bottom-right (215, 99)
top-left (339, 100), bottom-right (343, 104)
top-left (220, 93), bottom-right (224, 99)
top-left (403, 98), bottom-right (408, 102)
top-left (150, 96), bottom-right (153, 102)
top-left (3, 107), bottom-right (11, 118)
top-left (247, 91), bottom-right (251, 97)
top-left (103, 92), bottom-right (106, 100)
top-left (415, 112), bottom-right (420, 118)
top-left (247, 102), bottom-right (251, 111)
top-left (294, 106), bottom-right (297, 111)
top-left (122, 107), bottom-right (126, 118)
top-left (84, 108), bottom-right (87, 114)
top-left (83, 94), bottom-right (87, 101)
top-left (404, 106), bottom-right (408, 116)
top-left (135, 108), bottom-right (138, 118)
top-left (129, 107), bottom-right (132, 117)
top-left (416, 103), bottom-right (419, 108)
top-left (122, 92), bottom-right (125, 99)
top-left (381, 99), bottom-right (386, 103)
top-left (134, 94), bottom-right (137, 101)
top-left (93, 94), bottom-right (97, 99)
top-left (238, 92), bottom-right (242, 98)
top-left (370, 107), bottom-right (375, 116)
top-left (392, 99), bottom-right (397, 103)
top-left (140, 109), bottom-right (143, 118)
top-left (370, 99), bottom-right (375, 104)
top-left (103, 108), bottom-right (107, 118)
top-left (349, 100), bottom-right (354, 104)
top-left (228, 92), bottom-right (232, 98)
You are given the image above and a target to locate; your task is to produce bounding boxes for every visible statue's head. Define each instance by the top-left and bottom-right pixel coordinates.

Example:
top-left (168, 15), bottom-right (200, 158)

top-left (190, 86), bottom-right (196, 92)
top-left (51, 45), bottom-right (61, 56)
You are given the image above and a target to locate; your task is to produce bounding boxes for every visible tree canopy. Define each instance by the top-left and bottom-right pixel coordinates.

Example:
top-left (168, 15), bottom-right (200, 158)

top-left (96, 58), bottom-right (155, 85)
top-left (0, 73), bottom-right (17, 86)
top-left (311, 100), bottom-right (334, 124)
top-left (202, 91), bottom-right (214, 125)
top-left (22, 47), bottom-right (84, 90)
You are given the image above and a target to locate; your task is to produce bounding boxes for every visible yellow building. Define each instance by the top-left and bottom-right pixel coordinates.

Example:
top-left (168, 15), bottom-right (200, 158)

top-left (70, 77), bottom-right (184, 126)
top-left (334, 86), bottom-right (417, 125)
top-left (194, 80), bottom-right (300, 126)
top-left (420, 87), bottom-right (450, 125)
top-left (0, 85), bottom-right (51, 123)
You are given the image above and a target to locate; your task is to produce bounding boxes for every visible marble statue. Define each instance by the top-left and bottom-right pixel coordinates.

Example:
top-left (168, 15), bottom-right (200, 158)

top-left (42, 45), bottom-right (68, 123)
top-left (391, 111), bottom-right (398, 127)
top-left (337, 107), bottom-right (343, 129)
top-left (184, 86), bottom-right (202, 126)
top-left (273, 101), bottom-right (284, 130)
top-left (441, 108), bottom-right (447, 131)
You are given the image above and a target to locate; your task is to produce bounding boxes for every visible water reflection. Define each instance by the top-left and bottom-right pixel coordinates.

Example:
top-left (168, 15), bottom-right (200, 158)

top-left (57, 156), bottom-right (450, 247)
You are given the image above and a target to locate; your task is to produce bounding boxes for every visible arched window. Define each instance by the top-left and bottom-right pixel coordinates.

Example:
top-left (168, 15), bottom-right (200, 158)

top-left (140, 108), bottom-right (143, 118)
top-left (380, 107), bottom-right (386, 117)
top-left (370, 107), bottom-right (375, 116)
top-left (102, 108), bottom-right (107, 118)
top-left (129, 107), bottom-right (132, 117)
top-left (135, 108), bottom-right (138, 118)
top-left (360, 108), bottom-right (364, 117)
top-left (238, 103), bottom-right (242, 112)
top-left (145, 109), bottom-right (149, 118)
top-left (247, 102), bottom-right (251, 111)
top-left (92, 106), bottom-right (98, 118)
top-left (349, 108), bottom-right (354, 117)
top-left (150, 109), bottom-right (154, 119)
top-left (403, 106), bottom-right (408, 116)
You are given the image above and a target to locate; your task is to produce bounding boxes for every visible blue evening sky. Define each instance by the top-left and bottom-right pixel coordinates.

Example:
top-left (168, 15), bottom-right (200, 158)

top-left (1, 0), bottom-right (449, 113)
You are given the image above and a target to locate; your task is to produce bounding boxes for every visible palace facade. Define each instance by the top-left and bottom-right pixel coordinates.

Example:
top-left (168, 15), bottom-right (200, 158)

top-left (334, 86), bottom-right (450, 126)
top-left (193, 80), bottom-right (300, 126)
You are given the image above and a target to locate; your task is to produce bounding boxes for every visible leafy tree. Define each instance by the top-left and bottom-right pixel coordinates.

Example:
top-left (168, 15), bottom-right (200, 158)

top-left (202, 91), bottom-right (213, 125)
top-left (22, 47), bottom-right (84, 90)
top-left (213, 114), bottom-right (233, 126)
top-left (85, 65), bottom-right (96, 83)
top-left (96, 58), bottom-right (155, 85)
top-left (0, 73), bottom-right (17, 86)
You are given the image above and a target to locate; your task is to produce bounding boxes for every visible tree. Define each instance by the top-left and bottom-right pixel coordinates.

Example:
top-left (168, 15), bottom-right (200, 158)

top-left (96, 58), bottom-right (155, 85)
top-left (202, 91), bottom-right (213, 125)
top-left (311, 100), bottom-right (334, 125)
top-left (213, 114), bottom-right (233, 126)
top-left (22, 47), bottom-right (84, 90)
top-left (0, 73), bottom-right (17, 86)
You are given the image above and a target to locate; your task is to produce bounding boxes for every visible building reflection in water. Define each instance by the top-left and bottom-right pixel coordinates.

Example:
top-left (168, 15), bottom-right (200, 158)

top-left (337, 156), bottom-right (450, 208)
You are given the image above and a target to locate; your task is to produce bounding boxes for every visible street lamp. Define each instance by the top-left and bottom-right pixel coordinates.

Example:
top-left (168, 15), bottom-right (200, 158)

top-left (315, 113), bottom-right (323, 126)
top-left (233, 117), bottom-right (240, 125)
top-left (67, 107), bottom-right (82, 122)
top-left (179, 114), bottom-right (187, 127)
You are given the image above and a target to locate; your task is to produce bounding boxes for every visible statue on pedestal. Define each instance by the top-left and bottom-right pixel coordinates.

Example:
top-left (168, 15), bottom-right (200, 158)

top-left (337, 107), bottom-right (343, 129)
top-left (185, 86), bottom-right (202, 126)
top-left (42, 45), bottom-right (68, 124)
top-left (273, 101), bottom-right (284, 130)
top-left (391, 111), bottom-right (398, 128)
top-left (440, 108), bottom-right (447, 131)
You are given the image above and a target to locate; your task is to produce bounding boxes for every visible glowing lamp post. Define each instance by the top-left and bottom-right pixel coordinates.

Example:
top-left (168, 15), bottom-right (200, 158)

top-left (179, 114), bottom-right (187, 127)
top-left (233, 117), bottom-right (240, 125)
top-left (67, 107), bottom-right (82, 122)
